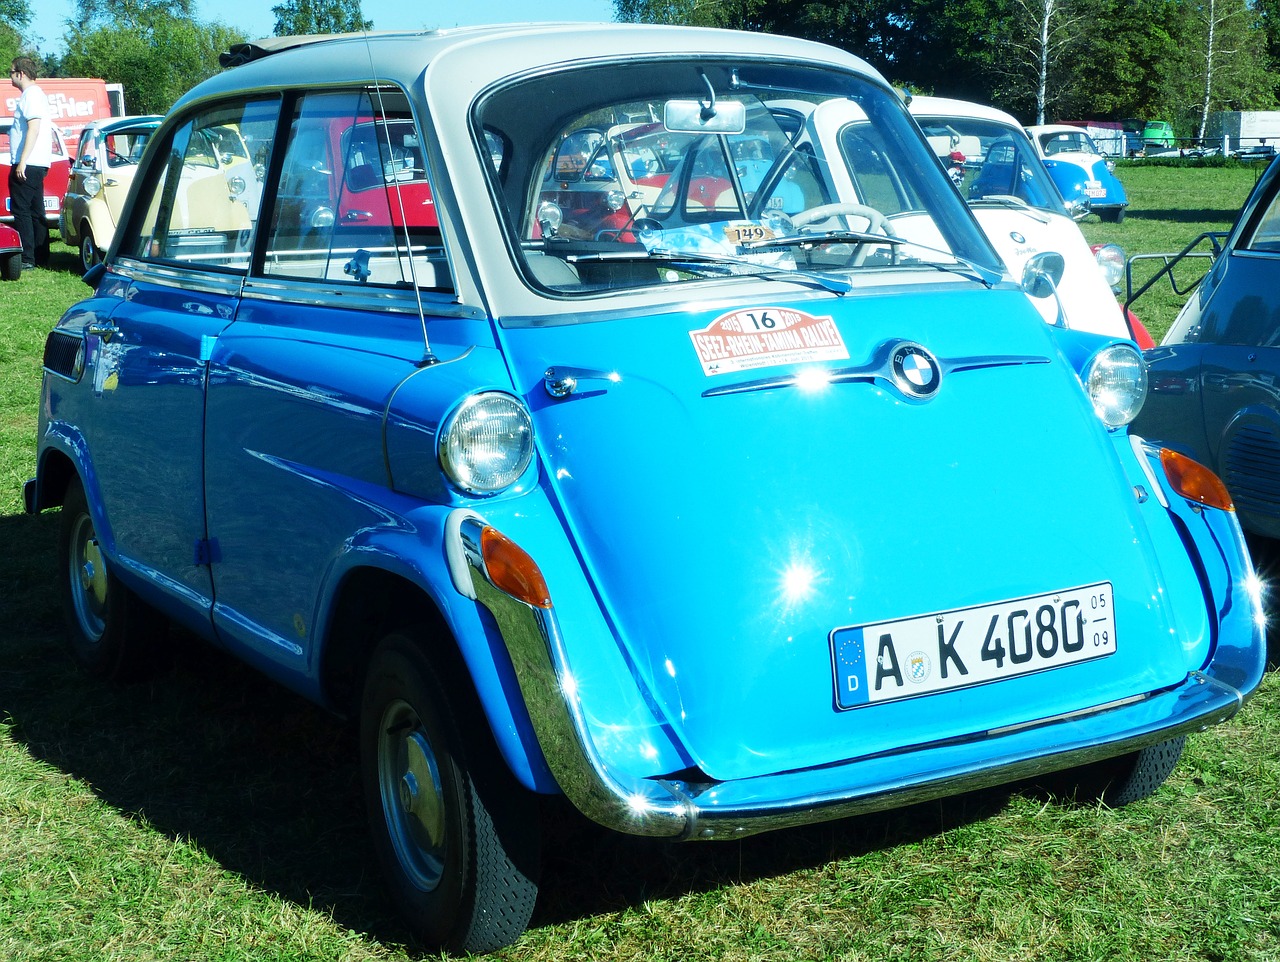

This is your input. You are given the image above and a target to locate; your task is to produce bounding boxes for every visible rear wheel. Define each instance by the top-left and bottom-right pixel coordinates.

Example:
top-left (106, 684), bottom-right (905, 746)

top-left (1100, 207), bottom-right (1127, 224)
top-left (58, 476), bottom-right (162, 680)
top-left (359, 630), bottom-right (539, 953)
top-left (1052, 737), bottom-right (1185, 807)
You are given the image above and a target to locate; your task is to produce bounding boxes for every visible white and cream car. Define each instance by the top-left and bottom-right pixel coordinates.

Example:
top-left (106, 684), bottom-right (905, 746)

top-left (60, 115), bottom-right (163, 270)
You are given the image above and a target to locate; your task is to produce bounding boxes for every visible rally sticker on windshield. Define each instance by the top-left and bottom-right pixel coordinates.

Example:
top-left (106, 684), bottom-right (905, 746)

top-left (689, 307), bottom-right (849, 376)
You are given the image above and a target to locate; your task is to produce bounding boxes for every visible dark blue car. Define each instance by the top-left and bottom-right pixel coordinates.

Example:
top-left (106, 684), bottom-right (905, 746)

top-left (1136, 156), bottom-right (1280, 539)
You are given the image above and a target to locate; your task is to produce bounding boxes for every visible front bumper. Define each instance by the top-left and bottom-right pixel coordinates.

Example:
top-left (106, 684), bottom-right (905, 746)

top-left (452, 512), bottom-right (1263, 842)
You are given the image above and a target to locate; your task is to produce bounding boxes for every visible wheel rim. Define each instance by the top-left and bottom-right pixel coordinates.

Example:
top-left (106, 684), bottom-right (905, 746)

top-left (377, 698), bottom-right (447, 891)
top-left (68, 512), bottom-right (109, 642)
top-left (81, 234), bottom-right (97, 271)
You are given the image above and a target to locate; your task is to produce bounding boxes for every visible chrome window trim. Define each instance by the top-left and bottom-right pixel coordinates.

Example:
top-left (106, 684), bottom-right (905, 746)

top-left (240, 276), bottom-right (485, 318)
top-left (111, 257), bottom-right (246, 297)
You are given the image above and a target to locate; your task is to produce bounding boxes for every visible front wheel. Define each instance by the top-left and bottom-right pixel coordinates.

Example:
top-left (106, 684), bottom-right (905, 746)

top-left (360, 631), bottom-right (539, 953)
top-left (1, 251), bottom-right (20, 281)
top-left (58, 476), bottom-right (162, 679)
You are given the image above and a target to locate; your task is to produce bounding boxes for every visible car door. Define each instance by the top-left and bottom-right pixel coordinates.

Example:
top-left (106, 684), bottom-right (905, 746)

top-left (1197, 201), bottom-right (1280, 536)
top-left (85, 97), bottom-right (278, 622)
top-left (201, 86), bottom-right (458, 674)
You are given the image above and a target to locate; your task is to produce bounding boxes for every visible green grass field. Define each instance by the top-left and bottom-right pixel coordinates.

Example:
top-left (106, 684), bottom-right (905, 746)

top-left (2, 166), bottom-right (1278, 961)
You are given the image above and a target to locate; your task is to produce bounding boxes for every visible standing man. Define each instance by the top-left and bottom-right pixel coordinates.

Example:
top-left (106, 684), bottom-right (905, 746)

top-left (9, 57), bottom-right (53, 272)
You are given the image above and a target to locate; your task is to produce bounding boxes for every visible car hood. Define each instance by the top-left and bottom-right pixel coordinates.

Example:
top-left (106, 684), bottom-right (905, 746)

top-left (496, 283), bottom-right (1205, 782)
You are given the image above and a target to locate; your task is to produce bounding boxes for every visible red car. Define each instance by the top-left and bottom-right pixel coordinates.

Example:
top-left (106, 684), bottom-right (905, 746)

top-left (0, 116), bottom-right (72, 227)
top-left (0, 223), bottom-right (21, 278)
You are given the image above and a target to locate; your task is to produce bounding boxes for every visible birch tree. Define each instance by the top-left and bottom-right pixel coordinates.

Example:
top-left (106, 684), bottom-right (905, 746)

top-left (993, 0), bottom-right (1093, 124)
top-left (1184, 0), bottom-right (1273, 140)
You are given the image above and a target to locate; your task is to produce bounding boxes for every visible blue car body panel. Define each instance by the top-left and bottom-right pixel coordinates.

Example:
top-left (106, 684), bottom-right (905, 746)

top-left (1044, 156), bottom-right (1129, 214)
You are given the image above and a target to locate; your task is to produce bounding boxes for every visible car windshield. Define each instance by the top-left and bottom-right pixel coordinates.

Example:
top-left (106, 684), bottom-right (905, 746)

top-left (1039, 130), bottom-right (1100, 157)
top-left (915, 116), bottom-right (1067, 216)
top-left (473, 59), bottom-right (998, 296)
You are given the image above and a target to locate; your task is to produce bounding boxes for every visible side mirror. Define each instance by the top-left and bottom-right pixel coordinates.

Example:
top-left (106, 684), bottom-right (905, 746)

top-left (82, 262), bottom-right (107, 288)
top-left (1022, 251), bottom-right (1065, 299)
top-left (1022, 251), bottom-right (1068, 328)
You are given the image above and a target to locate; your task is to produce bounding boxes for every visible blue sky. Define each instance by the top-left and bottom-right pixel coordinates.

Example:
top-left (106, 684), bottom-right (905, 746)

top-left (31, 0), bottom-right (620, 55)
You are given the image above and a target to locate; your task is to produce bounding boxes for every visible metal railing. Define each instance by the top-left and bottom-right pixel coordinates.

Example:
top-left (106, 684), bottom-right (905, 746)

top-left (1124, 231), bottom-right (1230, 314)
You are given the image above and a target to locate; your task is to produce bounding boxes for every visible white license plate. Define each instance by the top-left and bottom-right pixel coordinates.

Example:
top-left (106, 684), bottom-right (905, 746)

top-left (830, 582), bottom-right (1115, 710)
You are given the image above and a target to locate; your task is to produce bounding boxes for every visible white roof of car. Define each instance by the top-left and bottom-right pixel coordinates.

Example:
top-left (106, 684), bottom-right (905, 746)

top-left (907, 95), bottom-right (1022, 130)
top-left (1027, 124), bottom-right (1092, 136)
top-left (185, 23), bottom-right (881, 113)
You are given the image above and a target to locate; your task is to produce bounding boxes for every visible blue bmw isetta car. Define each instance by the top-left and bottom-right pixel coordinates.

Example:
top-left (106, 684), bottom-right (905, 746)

top-left (25, 24), bottom-right (1266, 952)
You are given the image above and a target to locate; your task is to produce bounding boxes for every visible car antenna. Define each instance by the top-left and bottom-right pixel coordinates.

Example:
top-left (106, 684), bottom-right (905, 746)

top-left (361, 29), bottom-right (436, 366)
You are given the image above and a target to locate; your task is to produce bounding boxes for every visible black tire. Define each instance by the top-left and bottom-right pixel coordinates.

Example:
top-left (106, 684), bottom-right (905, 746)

top-left (1, 252), bottom-right (20, 281)
top-left (359, 631), bottom-right (539, 953)
top-left (1052, 736), bottom-right (1185, 807)
top-left (80, 230), bottom-right (100, 272)
top-left (1101, 207), bottom-right (1127, 224)
top-left (58, 476), bottom-right (162, 680)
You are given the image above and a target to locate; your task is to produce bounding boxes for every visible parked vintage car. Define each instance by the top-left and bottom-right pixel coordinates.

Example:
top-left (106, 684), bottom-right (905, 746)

top-left (906, 96), bottom-right (1131, 339)
top-left (1027, 124), bottom-right (1129, 223)
top-left (60, 115), bottom-right (164, 271)
top-left (1135, 155), bottom-right (1280, 540)
top-left (0, 222), bottom-right (22, 279)
top-left (1143, 120), bottom-right (1176, 151)
top-left (0, 116), bottom-right (72, 226)
top-left (25, 25), bottom-right (1266, 953)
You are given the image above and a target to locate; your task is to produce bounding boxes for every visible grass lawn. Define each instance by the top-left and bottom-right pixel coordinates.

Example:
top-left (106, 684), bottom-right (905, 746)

top-left (2, 167), bottom-right (1278, 961)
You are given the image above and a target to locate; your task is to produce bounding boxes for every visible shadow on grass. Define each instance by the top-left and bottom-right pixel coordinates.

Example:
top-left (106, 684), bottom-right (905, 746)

top-left (0, 506), bottom-right (1174, 948)
top-left (1118, 207), bottom-right (1242, 225)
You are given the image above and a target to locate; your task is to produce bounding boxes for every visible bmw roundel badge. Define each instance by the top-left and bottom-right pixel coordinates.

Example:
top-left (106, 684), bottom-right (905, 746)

top-left (1010, 231), bottom-right (1026, 244)
top-left (890, 342), bottom-right (942, 399)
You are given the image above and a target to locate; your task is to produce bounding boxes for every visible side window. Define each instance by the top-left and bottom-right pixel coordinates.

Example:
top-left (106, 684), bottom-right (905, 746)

top-left (262, 87), bottom-right (450, 291)
top-left (1244, 189), bottom-right (1280, 254)
top-left (129, 98), bottom-right (276, 271)
top-left (839, 124), bottom-right (918, 215)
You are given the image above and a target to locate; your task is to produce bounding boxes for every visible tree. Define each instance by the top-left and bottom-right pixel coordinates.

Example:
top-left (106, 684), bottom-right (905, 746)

top-left (0, 0), bottom-right (34, 71)
top-left (1177, 0), bottom-right (1276, 140)
top-left (610, 0), bottom-right (1280, 124)
top-left (271, 0), bottom-right (373, 36)
top-left (61, 12), bottom-right (244, 113)
top-left (74, 0), bottom-right (197, 30)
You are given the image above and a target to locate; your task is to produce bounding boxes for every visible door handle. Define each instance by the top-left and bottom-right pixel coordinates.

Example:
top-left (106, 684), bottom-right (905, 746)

top-left (85, 320), bottom-right (119, 342)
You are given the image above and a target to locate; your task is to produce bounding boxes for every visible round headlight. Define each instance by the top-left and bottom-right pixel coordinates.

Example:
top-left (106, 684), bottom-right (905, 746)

top-left (1092, 243), bottom-right (1125, 289)
top-left (1084, 343), bottom-right (1147, 428)
top-left (439, 392), bottom-right (534, 494)
top-left (309, 206), bottom-right (335, 229)
top-left (605, 189), bottom-right (626, 212)
top-left (82, 174), bottom-right (102, 197)
top-left (536, 201), bottom-right (563, 237)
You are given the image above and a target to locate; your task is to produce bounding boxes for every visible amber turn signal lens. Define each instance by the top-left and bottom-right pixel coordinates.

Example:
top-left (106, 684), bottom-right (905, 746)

top-left (1160, 449), bottom-right (1234, 511)
top-left (481, 526), bottom-right (552, 608)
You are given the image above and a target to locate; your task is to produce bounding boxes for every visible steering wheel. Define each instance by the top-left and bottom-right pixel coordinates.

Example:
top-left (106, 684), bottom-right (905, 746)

top-left (788, 202), bottom-right (897, 266)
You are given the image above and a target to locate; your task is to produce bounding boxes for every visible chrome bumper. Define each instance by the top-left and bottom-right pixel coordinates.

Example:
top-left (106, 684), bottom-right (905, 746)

top-left (451, 513), bottom-right (1258, 842)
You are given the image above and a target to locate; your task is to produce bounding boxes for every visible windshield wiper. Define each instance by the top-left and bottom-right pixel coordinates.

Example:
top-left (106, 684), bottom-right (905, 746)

top-left (747, 230), bottom-right (1002, 289)
top-left (968, 195), bottom-right (1051, 223)
top-left (567, 247), bottom-right (853, 295)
